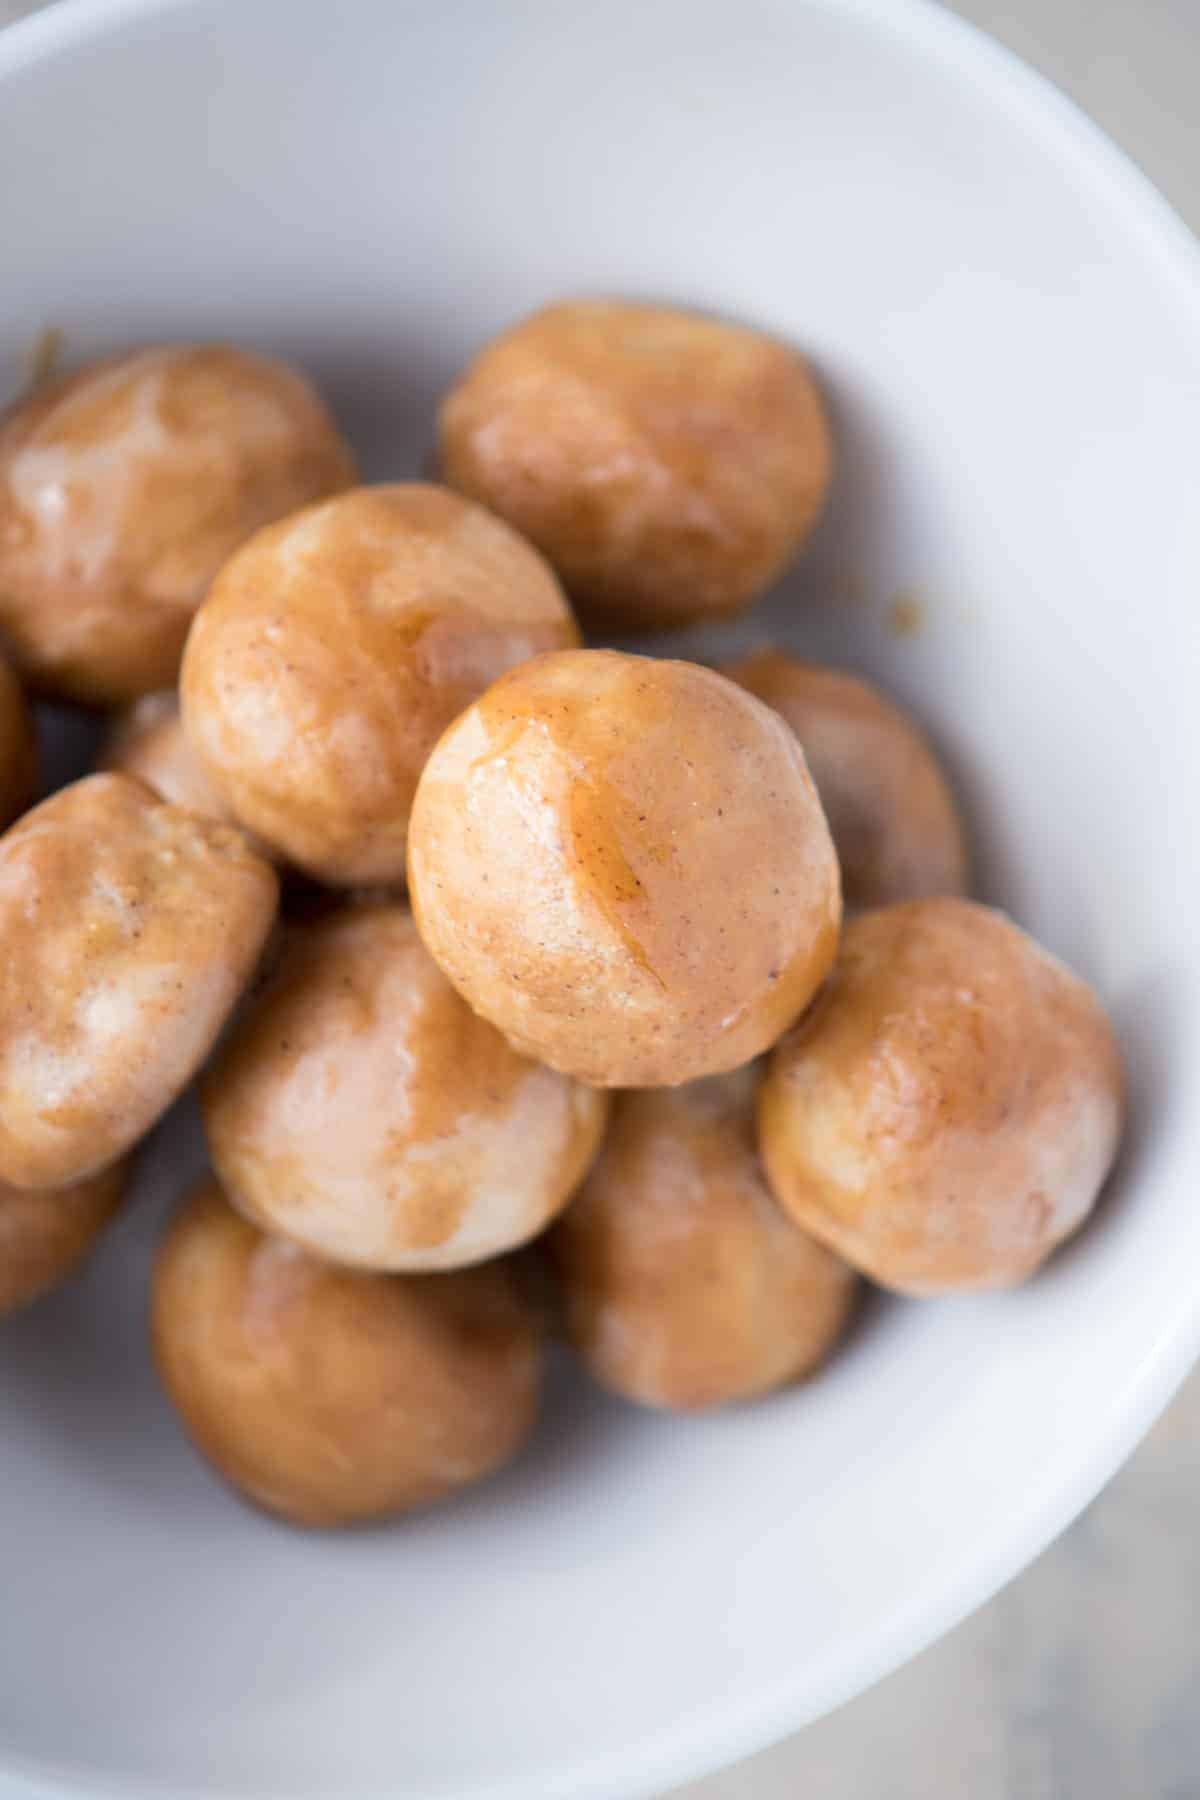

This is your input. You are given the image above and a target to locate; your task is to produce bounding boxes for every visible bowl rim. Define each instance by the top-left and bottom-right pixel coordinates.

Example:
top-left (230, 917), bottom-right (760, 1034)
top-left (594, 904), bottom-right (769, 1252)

top-left (1, 1), bottom-right (1199, 1797)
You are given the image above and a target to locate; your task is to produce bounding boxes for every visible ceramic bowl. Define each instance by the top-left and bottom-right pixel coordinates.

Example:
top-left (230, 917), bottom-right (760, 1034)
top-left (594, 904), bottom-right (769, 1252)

top-left (1, 1), bottom-right (1198, 1796)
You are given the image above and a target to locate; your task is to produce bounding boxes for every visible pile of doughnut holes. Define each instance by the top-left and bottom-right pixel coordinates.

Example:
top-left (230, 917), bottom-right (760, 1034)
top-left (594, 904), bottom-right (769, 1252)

top-left (0, 306), bottom-right (1124, 1527)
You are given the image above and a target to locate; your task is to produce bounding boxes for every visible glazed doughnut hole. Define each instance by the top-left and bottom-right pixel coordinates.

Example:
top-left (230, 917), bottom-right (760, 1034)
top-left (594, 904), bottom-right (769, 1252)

top-left (0, 345), bottom-right (356, 704)
top-left (724, 647), bottom-right (968, 909)
top-left (0, 1160), bottom-right (129, 1320)
top-left (151, 1180), bottom-right (545, 1527)
top-left (201, 900), bottom-right (609, 1271)
top-left (550, 1069), bottom-right (858, 1410)
top-left (757, 897), bottom-right (1125, 1294)
top-left (407, 648), bottom-right (841, 1087)
top-left (0, 651), bottom-right (37, 830)
top-left (181, 482), bottom-right (580, 885)
top-left (0, 773), bottom-right (278, 1191)
top-left (438, 300), bottom-right (832, 630)
top-left (100, 690), bottom-right (246, 832)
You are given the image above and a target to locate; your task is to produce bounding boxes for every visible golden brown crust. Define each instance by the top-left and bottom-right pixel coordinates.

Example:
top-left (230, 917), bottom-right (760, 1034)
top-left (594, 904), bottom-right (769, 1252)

top-left (757, 898), bottom-right (1126, 1293)
top-left (550, 1068), bottom-right (857, 1409)
top-left (180, 482), bottom-right (580, 885)
top-left (0, 1160), bottom-right (129, 1317)
top-left (438, 299), bottom-right (831, 630)
top-left (0, 653), bottom-right (37, 830)
top-left (201, 901), bottom-right (609, 1271)
top-left (0, 773), bottom-right (278, 1189)
top-left (0, 346), bottom-right (356, 704)
top-left (723, 648), bottom-right (968, 909)
top-left (151, 1180), bottom-right (544, 1527)
top-left (408, 649), bottom-right (841, 1087)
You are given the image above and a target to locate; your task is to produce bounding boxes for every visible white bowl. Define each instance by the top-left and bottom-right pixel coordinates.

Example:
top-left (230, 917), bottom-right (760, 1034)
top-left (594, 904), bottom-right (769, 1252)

top-left (1, 1), bottom-right (1198, 1796)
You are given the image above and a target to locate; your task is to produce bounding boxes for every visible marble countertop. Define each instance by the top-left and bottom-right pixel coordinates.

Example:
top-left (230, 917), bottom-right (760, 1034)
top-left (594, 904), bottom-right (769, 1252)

top-left (1, 3), bottom-right (1196, 1797)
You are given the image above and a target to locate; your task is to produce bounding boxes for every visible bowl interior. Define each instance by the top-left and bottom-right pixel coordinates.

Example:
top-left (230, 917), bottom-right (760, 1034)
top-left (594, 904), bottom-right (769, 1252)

top-left (1, 2), bottom-right (1199, 1797)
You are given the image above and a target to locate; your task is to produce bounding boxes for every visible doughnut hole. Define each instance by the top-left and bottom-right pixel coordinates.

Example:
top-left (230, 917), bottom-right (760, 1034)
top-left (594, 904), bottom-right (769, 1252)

top-left (438, 299), bottom-right (831, 630)
top-left (407, 649), bottom-right (841, 1087)
top-left (724, 647), bottom-right (968, 908)
top-left (201, 900), bottom-right (609, 1271)
top-left (99, 690), bottom-right (272, 858)
top-left (151, 1180), bottom-right (544, 1527)
top-left (550, 1068), bottom-right (857, 1409)
top-left (758, 897), bottom-right (1125, 1294)
top-left (181, 483), bottom-right (579, 885)
top-left (0, 773), bottom-right (278, 1190)
top-left (0, 1160), bottom-right (129, 1318)
top-left (0, 345), bottom-right (356, 703)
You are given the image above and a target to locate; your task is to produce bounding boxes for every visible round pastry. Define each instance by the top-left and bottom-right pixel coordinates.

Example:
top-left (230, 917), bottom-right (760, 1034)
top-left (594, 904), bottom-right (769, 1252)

top-left (757, 897), bottom-right (1125, 1294)
top-left (201, 900), bottom-right (609, 1270)
top-left (100, 690), bottom-right (242, 829)
top-left (723, 648), bottom-right (968, 909)
top-left (0, 773), bottom-right (278, 1190)
top-left (152, 1179), bottom-right (544, 1527)
top-left (0, 345), bottom-right (356, 703)
top-left (0, 1160), bottom-right (129, 1318)
top-left (181, 482), bottom-right (579, 885)
top-left (550, 1069), bottom-right (857, 1409)
top-left (0, 651), bottom-right (37, 830)
top-left (438, 299), bottom-right (831, 629)
top-left (407, 648), bottom-right (841, 1087)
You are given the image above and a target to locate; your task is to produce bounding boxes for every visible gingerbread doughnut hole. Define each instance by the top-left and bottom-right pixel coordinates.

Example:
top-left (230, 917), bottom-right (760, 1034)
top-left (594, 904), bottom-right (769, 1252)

top-left (0, 1161), bottom-right (129, 1319)
top-left (408, 649), bottom-right (841, 1087)
top-left (758, 898), bottom-right (1125, 1294)
top-left (201, 901), bottom-right (609, 1271)
top-left (0, 652), bottom-right (37, 830)
top-left (550, 1069), bottom-right (857, 1410)
top-left (0, 774), bottom-right (278, 1190)
top-left (438, 300), bottom-right (832, 630)
top-left (152, 1181), bottom-right (545, 1527)
top-left (0, 345), bottom-right (356, 704)
top-left (724, 648), bottom-right (968, 909)
top-left (181, 482), bottom-right (579, 885)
